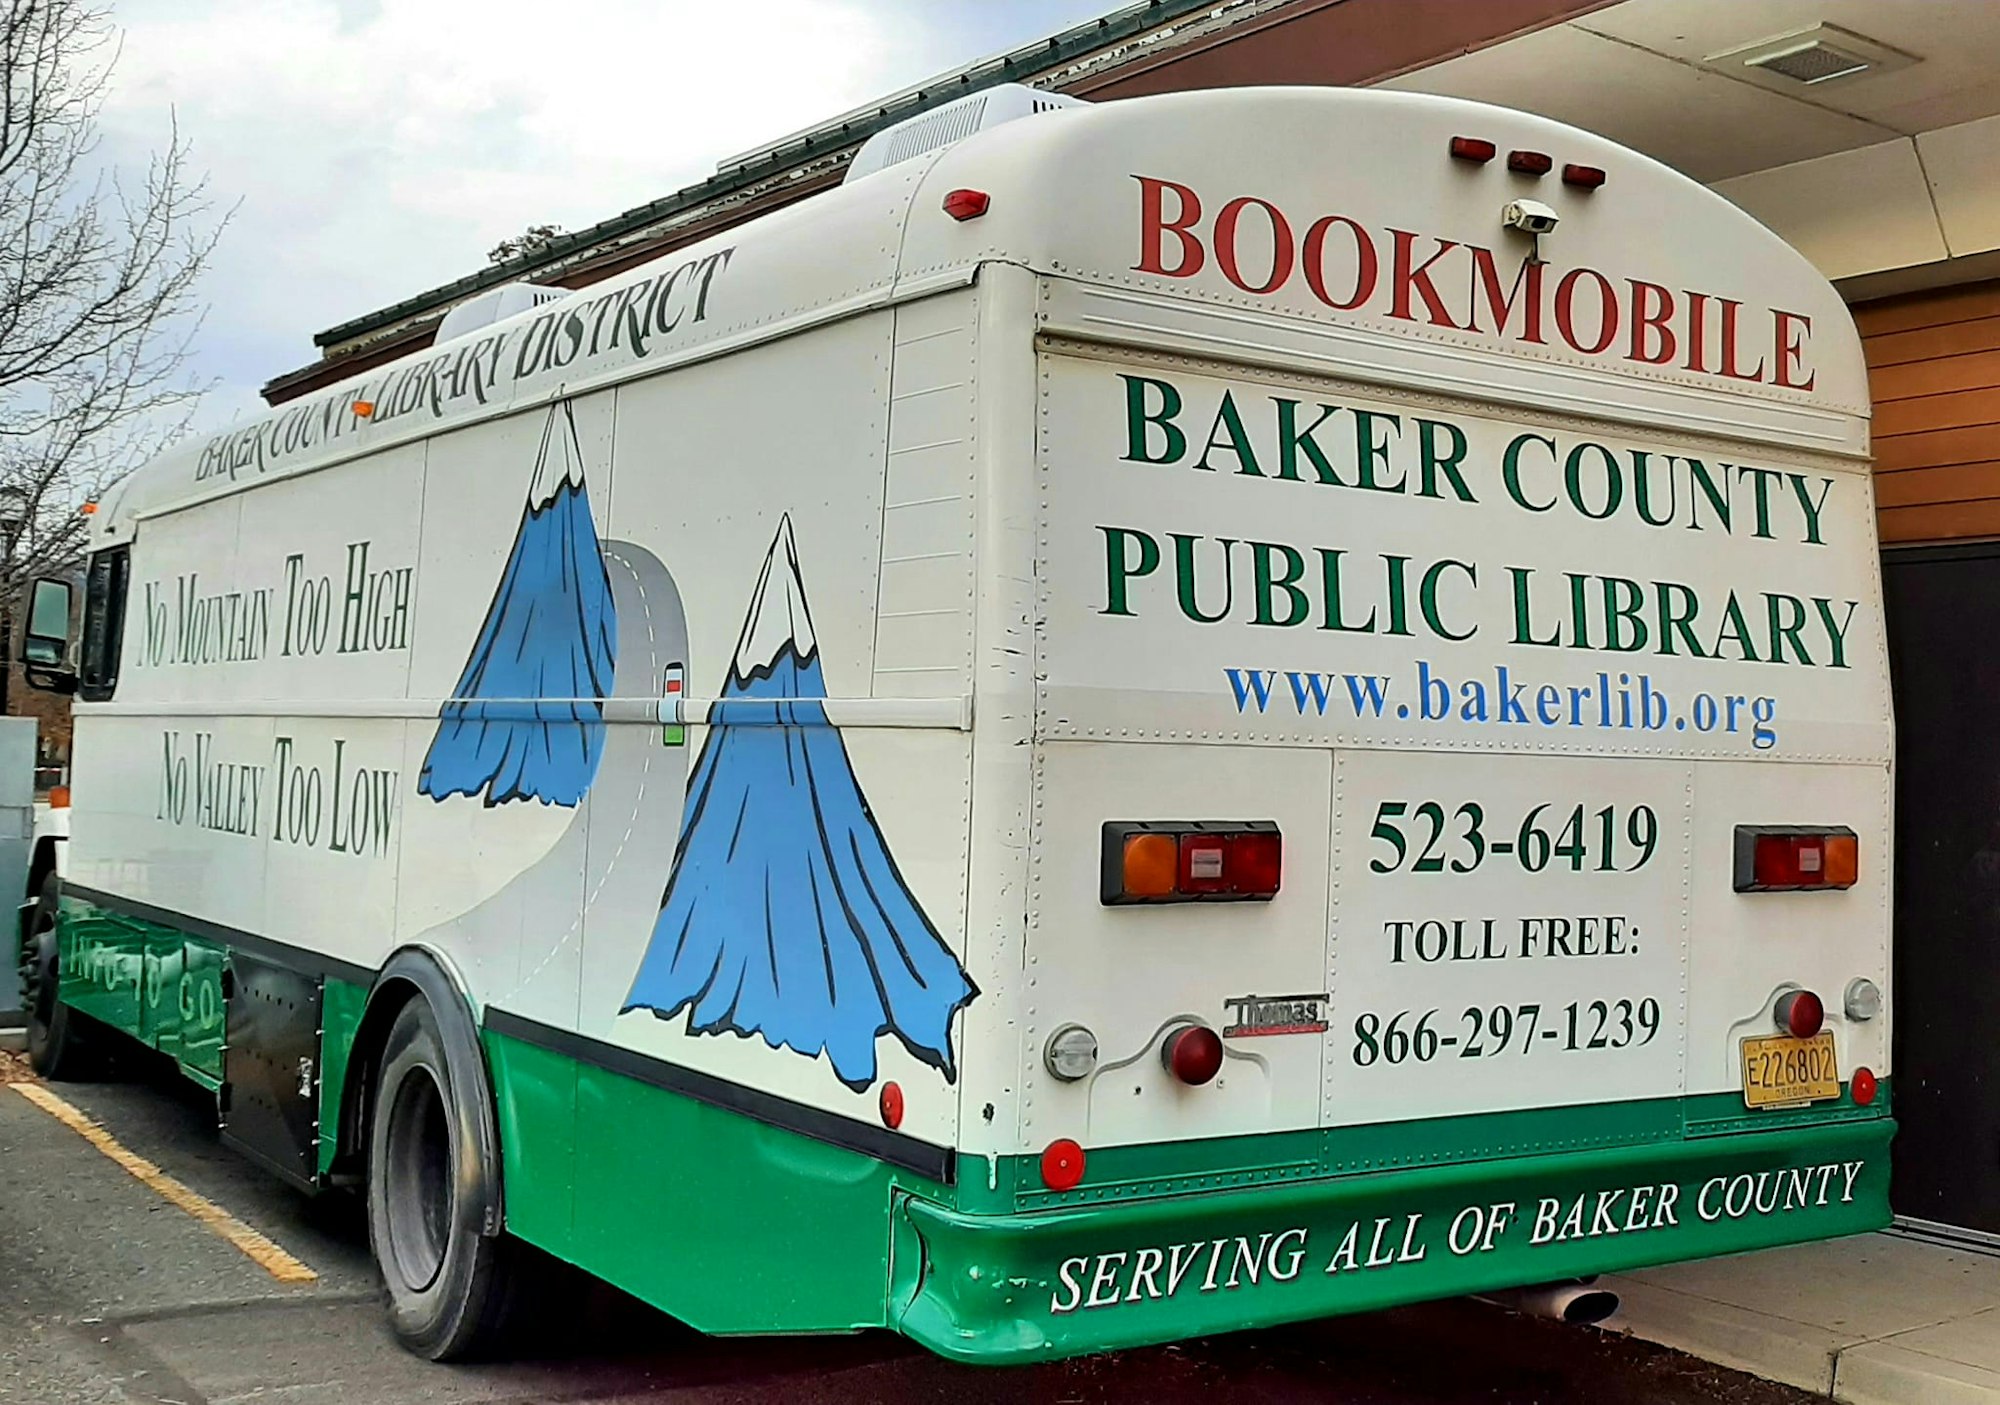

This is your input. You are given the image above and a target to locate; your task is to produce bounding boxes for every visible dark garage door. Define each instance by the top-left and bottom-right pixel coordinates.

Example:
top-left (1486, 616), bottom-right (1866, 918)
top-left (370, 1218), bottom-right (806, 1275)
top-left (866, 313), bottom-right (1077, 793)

top-left (1885, 542), bottom-right (2000, 1233)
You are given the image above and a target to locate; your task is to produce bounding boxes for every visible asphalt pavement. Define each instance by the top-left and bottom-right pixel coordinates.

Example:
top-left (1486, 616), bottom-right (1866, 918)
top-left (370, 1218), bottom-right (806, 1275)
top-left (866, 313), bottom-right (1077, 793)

top-left (0, 1050), bottom-right (1824, 1404)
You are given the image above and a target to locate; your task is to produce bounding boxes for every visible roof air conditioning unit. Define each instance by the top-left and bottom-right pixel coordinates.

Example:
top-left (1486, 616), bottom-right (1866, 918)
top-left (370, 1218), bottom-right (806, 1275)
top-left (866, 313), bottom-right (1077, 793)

top-left (843, 83), bottom-right (1088, 184)
top-left (435, 281), bottom-right (567, 344)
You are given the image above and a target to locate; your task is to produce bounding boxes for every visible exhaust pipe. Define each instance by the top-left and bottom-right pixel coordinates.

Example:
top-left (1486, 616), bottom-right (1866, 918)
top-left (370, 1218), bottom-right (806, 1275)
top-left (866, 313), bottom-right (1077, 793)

top-left (1475, 1278), bottom-right (1620, 1325)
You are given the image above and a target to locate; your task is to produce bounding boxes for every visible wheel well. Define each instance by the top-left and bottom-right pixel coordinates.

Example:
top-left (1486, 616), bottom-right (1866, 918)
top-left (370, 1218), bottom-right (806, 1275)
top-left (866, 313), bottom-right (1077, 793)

top-left (328, 949), bottom-right (504, 1236)
top-left (26, 838), bottom-right (59, 901)
top-left (330, 978), bottom-right (416, 1184)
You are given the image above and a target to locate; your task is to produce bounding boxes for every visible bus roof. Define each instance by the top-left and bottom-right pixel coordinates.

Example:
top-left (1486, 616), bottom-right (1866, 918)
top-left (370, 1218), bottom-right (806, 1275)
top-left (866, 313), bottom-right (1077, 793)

top-left (97, 86), bottom-right (1866, 541)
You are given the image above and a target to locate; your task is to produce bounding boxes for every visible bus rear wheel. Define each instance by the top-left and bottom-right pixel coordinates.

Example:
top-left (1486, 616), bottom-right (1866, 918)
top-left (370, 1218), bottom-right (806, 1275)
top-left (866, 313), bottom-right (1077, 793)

top-left (20, 873), bottom-right (94, 1080)
top-left (365, 997), bottom-right (521, 1360)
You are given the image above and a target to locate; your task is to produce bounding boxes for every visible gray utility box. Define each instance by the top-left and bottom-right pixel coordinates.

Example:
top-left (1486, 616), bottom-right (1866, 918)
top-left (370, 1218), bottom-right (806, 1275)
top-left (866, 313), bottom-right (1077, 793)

top-left (0, 718), bottom-right (39, 1020)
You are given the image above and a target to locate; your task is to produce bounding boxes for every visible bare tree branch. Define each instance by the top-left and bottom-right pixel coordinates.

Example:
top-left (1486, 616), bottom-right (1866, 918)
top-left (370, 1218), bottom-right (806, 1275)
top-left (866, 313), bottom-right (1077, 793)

top-left (0, 0), bottom-right (225, 606)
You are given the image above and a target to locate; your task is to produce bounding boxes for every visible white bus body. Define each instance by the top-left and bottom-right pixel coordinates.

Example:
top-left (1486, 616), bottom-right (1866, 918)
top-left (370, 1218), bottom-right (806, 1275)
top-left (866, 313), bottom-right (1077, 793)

top-left (34, 86), bottom-right (1890, 1362)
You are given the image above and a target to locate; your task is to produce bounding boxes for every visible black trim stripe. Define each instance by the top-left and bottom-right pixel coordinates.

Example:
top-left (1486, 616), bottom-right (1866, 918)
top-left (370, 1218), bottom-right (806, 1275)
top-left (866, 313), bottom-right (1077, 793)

top-left (60, 884), bottom-right (379, 988)
top-left (484, 1007), bottom-right (955, 1185)
top-left (59, 884), bottom-right (952, 1183)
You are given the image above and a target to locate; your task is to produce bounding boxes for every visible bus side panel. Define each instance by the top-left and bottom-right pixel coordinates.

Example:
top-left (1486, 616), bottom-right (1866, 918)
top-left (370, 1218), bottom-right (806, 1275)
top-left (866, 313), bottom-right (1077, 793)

top-left (515, 302), bottom-right (980, 1327)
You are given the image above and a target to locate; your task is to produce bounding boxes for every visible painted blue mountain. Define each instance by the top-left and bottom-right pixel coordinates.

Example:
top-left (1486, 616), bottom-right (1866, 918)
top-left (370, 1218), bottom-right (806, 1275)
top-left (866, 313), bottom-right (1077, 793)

top-left (419, 403), bottom-right (617, 808)
top-left (622, 516), bottom-right (976, 1090)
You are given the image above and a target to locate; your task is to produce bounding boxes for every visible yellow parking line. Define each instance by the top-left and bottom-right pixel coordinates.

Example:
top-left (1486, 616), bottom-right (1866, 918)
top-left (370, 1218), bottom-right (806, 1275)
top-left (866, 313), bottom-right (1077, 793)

top-left (15, 1082), bottom-right (318, 1284)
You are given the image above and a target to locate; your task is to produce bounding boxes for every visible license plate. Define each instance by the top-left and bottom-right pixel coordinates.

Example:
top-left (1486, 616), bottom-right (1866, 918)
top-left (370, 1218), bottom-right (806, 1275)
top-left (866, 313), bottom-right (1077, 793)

top-left (1740, 1031), bottom-right (1839, 1109)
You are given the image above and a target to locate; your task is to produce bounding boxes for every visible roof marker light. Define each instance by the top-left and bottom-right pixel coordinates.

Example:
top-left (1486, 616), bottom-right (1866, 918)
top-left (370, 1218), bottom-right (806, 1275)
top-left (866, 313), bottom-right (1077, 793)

top-left (1562, 163), bottom-right (1607, 189)
top-left (1450, 136), bottom-right (1497, 163)
top-left (352, 400), bottom-right (376, 418)
top-left (1507, 149), bottom-right (1553, 176)
top-left (942, 188), bottom-right (991, 221)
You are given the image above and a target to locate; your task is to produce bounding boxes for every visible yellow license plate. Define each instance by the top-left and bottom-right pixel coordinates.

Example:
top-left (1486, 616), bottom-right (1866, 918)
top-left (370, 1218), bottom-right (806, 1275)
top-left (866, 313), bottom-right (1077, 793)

top-left (1740, 1031), bottom-right (1840, 1108)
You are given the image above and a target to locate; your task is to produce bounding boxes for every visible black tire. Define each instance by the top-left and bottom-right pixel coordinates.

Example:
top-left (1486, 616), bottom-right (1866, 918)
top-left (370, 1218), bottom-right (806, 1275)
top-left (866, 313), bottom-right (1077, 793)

top-left (20, 873), bottom-right (93, 1080)
top-left (366, 996), bottom-right (521, 1361)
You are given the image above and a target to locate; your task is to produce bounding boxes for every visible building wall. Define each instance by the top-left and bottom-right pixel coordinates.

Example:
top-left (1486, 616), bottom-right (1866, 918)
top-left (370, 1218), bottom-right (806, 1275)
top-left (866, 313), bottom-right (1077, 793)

top-left (1861, 281), bottom-right (2000, 545)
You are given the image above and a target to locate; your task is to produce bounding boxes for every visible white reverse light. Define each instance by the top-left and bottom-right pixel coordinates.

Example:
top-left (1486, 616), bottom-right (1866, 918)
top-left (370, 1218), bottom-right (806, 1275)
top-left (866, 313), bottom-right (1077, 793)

top-left (1044, 1024), bottom-right (1099, 1082)
top-left (1844, 977), bottom-right (1883, 1022)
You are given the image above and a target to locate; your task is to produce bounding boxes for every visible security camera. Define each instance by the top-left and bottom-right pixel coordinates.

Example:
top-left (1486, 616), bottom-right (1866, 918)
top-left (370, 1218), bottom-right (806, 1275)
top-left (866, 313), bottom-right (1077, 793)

top-left (1502, 199), bottom-right (1560, 236)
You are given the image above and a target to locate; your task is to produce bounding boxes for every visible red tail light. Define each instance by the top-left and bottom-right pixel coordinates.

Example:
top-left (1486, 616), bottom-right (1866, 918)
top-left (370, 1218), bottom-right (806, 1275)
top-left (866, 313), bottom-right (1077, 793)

top-left (1162, 1024), bottom-right (1225, 1086)
top-left (1102, 822), bottom-right (1281, 904)
top-left (1734, 826), bottom-right (1858, 892)
top-left (1775, 988), bottom-right (1825, 1038)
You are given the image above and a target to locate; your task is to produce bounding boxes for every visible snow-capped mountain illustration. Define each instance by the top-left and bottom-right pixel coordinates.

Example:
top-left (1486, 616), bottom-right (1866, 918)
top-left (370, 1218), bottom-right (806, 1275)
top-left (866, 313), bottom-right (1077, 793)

top-left (419, 400), bottom-right (617, 808)
top-left (622, 514), bottom-right (977, 1091)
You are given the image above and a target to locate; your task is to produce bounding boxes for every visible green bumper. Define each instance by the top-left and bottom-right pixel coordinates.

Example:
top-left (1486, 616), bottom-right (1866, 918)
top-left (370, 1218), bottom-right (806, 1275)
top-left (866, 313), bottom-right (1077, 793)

top-left (894, 1118), bottom-right (1893, 1364)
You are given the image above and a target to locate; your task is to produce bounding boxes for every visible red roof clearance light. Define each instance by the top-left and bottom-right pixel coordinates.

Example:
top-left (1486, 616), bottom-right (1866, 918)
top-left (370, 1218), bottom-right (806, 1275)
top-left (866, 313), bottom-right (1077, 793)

top-left (1102, 822), bottom-right (1282, 904)
top-left (1507, 149), bottom-right (1554, 176)
top-left (1562, 163), bottom-right (1607, 190)
top-left (1734, 826), bottom-right (1859, 892)
top-left (941, 188), bottom-right (991, 221)
top-left (1449, 136), bottom-right (1497, 163)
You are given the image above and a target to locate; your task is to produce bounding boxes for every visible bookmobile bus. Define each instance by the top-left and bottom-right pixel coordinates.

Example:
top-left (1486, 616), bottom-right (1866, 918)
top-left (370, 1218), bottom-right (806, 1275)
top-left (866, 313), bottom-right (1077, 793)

top-left (13, 85), bottom-right (1892, 1363)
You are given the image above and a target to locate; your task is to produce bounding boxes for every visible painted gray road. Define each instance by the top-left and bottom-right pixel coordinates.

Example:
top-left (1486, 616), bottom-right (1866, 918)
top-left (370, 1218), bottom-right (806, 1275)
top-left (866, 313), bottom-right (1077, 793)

top-left (0, 1059), bottom-right (1818, 1405)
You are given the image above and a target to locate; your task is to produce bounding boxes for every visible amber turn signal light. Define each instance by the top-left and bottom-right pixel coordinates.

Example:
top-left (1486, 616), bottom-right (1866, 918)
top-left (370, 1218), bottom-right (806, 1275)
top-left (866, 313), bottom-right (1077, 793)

top-left (1101, 821), bottom-right (1281, 904)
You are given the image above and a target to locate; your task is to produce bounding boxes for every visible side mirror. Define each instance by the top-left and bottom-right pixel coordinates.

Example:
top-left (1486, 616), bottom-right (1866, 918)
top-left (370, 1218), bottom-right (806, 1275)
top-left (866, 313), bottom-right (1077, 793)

top-left (22, 577), bottom-right (77, 693)
top-left (23, 577), bottom-right (74, 667)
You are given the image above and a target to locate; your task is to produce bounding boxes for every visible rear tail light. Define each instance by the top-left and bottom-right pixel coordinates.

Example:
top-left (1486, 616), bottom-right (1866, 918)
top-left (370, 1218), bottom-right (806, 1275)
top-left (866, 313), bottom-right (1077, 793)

top-left (1161, 1023), bottom-right (1225, 1086)
top-left (1733, 825), bottom-right (1858, 891)
top-left (1101, 821), bottom-right (1281, 904)
top-left (1774, 988), bottom-right (1825, 1038)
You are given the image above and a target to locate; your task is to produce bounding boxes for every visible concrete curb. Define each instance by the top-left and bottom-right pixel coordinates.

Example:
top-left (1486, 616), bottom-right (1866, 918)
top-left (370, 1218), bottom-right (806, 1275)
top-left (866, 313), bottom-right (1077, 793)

top-left (1605, 1252), bottom-right (2000, 1405)
top-left (1600, 1277), bottom-right (1839, 1398)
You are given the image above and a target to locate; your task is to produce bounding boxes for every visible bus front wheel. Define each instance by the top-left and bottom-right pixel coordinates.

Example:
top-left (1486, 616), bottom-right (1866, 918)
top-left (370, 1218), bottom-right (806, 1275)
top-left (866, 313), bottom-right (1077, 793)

top-left (20, 873), bottom-right (94, 1080)
top-left (366, 996), bottom-right (521, 1360)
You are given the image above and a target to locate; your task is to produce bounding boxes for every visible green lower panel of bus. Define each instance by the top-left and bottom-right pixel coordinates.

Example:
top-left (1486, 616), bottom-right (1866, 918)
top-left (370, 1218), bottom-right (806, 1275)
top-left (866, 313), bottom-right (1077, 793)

top-left (44, 900), bottom-right (1897, 1363)
top-left (892, 1117), bottom-right (1892, 1364)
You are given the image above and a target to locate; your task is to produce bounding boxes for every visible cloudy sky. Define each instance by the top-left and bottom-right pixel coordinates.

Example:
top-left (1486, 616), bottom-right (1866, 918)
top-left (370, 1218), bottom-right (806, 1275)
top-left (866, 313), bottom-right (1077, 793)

top-left (97, 0), bottom-right (1120, 430)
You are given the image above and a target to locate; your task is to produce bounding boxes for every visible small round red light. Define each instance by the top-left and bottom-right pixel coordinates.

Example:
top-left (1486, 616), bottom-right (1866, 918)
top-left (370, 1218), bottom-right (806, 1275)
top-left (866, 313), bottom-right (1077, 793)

top-left (1040, 1138), bottom-right (1085, 1191)
top-left (879, 1081), bottom-right (904, 1129)
top-left (1162, 1024), bottom-right (1225, 1086)
top-left (1852, 1067), bottom-right (1879, 1106)
top-left (1777, 989), bottom-right (1825, 1038)
top-left (941, 188), bottom-right (991, 221)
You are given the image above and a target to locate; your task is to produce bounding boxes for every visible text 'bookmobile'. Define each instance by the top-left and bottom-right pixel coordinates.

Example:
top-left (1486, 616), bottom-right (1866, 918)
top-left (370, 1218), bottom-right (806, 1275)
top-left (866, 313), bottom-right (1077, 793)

top-left (15, 84), bottom-right (1891, 1363)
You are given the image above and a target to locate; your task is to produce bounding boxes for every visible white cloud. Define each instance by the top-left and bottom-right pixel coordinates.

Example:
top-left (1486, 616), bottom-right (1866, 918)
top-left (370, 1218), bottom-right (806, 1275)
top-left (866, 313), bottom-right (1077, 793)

top-left (95, 0), bottom-right (1114, 427)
